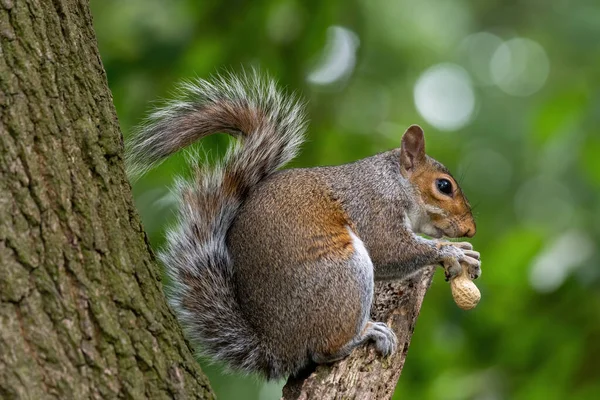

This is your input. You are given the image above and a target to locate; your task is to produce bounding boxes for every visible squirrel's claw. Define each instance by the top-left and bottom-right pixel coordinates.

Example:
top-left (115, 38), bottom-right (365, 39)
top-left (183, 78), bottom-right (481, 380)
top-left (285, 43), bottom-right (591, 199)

top-left (463, 250), bottom-right (480, 260)
top-left (442, 257), bottom-right (462, 281)
top-left (466, 258), bottom-right (482, 280)
top-left (461, 250), bottom-right (481, 279)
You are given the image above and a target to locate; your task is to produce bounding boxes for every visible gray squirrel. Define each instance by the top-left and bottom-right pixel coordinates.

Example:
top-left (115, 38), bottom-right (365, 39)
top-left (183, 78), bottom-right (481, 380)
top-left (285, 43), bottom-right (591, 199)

top-left (126, 71), bottom-right (481, 380)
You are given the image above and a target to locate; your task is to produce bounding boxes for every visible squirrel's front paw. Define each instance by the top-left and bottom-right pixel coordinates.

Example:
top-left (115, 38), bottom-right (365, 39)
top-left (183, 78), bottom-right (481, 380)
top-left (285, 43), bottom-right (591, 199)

top-left (438, 243), bottom-right (481, 281)
top-left (364, 321), bottom-right (397, 357)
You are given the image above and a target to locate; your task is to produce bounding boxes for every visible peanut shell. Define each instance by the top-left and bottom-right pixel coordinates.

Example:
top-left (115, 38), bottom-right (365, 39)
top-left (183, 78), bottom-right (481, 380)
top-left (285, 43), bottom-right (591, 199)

top-left (450, 269), bottom-right (481, 310)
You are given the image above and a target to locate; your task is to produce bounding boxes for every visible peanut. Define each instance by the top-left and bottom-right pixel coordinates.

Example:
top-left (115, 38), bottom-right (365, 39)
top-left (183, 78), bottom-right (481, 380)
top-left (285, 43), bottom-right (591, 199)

top-left (450, 267), bottom-right (481, 310)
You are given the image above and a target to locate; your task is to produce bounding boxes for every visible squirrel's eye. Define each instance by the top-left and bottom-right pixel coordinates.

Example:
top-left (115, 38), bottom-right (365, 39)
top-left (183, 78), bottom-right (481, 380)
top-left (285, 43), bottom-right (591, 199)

top-left (436, 178), bottom-right (453, 195)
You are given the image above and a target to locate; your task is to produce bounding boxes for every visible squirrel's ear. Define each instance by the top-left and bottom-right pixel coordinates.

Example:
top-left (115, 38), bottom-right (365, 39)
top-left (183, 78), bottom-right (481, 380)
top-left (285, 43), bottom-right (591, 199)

top-left (400, 125), bottom-right (426, 174)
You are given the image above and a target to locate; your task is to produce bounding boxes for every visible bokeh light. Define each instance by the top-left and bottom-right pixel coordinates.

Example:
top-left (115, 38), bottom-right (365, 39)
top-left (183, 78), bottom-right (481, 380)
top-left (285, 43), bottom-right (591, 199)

top-left (460, 32), bottom-right (503, 86)
top-left (307, 26), bottom-right (359, 87)
top-left (413, 63), bottom-right (476, 131)
top-left (529, 230), bottom-right (594, 293)
top-left (490, 38), bottom-right (551, 96)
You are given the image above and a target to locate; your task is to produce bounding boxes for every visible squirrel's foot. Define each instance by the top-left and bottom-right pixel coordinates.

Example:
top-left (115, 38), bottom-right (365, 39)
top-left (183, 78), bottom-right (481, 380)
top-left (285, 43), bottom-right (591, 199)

top-left (364, 321), bottom-right (397, 357)
top-left (313, 321), bottom-right (398, 365)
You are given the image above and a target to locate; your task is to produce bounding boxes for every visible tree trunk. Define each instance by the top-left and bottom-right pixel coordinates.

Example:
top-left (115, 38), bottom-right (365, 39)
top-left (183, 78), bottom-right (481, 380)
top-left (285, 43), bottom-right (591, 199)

top-left (282, 267), bottom-right (435, 400)
top-left (0, 1), bottom-right (213, 398)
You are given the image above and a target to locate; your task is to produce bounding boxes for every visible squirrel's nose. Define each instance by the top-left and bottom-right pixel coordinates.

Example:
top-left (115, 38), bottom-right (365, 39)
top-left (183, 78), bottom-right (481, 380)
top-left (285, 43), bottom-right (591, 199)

top-left (464, 227), bottom-right (476, 238)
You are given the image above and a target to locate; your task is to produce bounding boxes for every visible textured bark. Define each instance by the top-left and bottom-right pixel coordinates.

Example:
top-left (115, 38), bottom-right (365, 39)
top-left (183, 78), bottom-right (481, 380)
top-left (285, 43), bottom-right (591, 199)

top-left (0, 1), bottom-right (214, 399)
top-left (282, 267), bottom-right (435, 400)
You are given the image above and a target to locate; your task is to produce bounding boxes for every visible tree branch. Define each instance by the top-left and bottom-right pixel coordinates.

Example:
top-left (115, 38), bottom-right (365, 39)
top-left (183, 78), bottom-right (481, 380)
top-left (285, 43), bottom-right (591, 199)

top-left (282, 266), bottom-right (435, 400)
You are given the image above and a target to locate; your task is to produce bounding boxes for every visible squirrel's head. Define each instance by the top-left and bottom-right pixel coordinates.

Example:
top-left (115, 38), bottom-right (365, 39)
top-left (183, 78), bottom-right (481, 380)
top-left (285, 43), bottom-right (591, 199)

top-left (399, 125), bottom-right (476, 239)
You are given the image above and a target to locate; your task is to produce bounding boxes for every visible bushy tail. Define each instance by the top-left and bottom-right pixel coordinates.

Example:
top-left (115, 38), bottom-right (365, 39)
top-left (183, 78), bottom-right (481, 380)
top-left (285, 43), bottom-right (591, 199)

top-left (126, 71), bottom-right (307, 378)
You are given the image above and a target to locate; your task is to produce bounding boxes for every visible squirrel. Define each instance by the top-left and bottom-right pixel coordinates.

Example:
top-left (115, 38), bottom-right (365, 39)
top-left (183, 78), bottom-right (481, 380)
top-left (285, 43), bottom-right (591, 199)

top-left (126, 71), bottom-right (481, 380)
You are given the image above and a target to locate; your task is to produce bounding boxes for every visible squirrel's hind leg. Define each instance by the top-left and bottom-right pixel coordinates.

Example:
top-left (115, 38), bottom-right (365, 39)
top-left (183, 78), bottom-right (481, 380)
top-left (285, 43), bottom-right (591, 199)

top-left (311, 230), bottom-right (397, 364)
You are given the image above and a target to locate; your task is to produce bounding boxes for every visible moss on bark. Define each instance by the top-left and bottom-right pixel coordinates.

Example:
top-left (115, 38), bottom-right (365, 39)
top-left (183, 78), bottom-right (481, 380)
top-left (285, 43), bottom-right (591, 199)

top-left (0, 1), bottom-right (214, 398)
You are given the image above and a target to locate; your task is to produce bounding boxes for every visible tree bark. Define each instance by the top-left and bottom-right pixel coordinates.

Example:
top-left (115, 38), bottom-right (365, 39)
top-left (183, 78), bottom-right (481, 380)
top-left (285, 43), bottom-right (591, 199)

top-left (282, 267), bottom-right (435, 400)
top-left (0, 1), bottom-right (214, 399)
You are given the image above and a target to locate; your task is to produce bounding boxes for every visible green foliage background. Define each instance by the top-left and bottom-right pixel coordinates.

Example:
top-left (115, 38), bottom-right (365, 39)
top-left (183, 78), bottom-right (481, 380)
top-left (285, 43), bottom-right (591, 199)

top-left (91, 0), bottom-right (600, 398)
